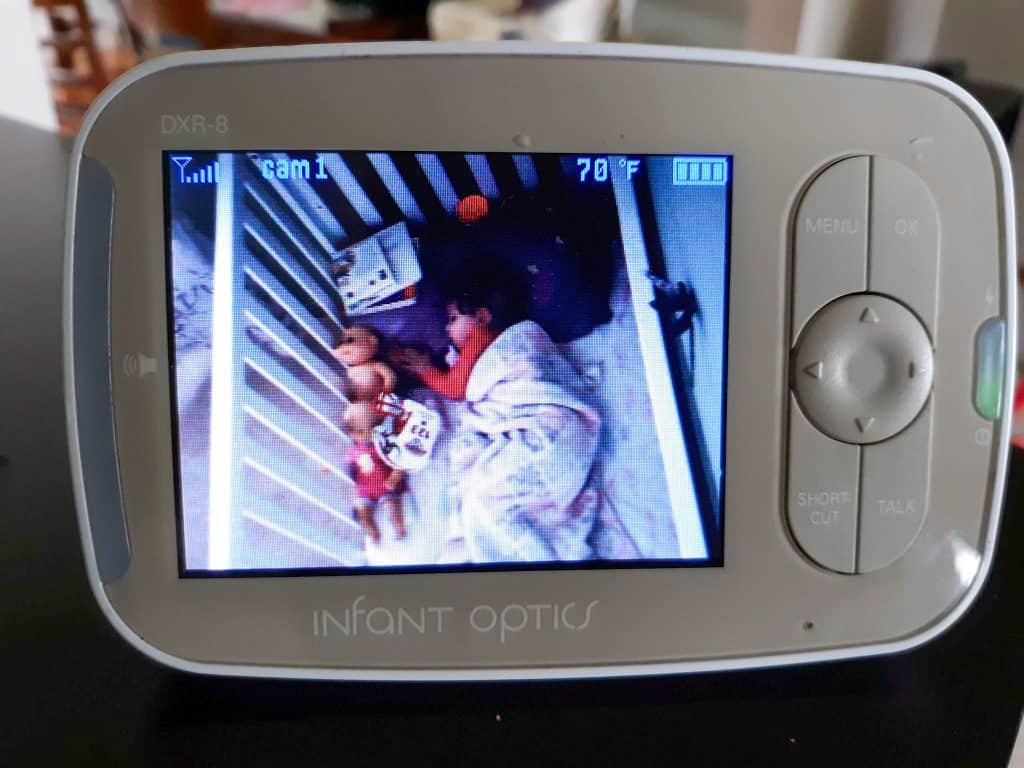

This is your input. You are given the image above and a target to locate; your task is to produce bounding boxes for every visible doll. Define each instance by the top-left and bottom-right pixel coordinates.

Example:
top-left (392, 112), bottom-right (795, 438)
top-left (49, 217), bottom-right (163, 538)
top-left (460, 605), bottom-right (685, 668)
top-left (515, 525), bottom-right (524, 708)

top-left (341, 402), bottom-right (406, 542)
top-left (332, 324), bottom-right (397, 403)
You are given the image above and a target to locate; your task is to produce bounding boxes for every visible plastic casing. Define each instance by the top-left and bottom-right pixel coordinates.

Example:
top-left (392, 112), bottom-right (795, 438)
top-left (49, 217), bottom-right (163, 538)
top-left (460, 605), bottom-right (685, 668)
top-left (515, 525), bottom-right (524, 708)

top-left (65, 42), bottom-right (1017, 680)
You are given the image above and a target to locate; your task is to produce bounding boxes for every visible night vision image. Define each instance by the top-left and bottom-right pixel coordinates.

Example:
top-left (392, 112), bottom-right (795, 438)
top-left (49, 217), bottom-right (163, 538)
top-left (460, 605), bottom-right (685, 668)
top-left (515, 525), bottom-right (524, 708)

top-left (166, 149), bottom-right (729, 574)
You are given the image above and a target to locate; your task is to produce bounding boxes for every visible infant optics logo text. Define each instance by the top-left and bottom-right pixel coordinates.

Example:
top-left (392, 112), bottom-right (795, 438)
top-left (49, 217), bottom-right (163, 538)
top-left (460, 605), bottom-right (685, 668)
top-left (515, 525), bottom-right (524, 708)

top-left (313, 596), bottom-right (599, 644)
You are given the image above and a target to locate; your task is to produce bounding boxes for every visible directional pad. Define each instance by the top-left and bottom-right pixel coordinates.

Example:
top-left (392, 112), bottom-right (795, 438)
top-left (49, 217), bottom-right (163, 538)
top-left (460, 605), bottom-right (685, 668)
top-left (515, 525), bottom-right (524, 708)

top-left (792, 293), bottom-right (934, 444)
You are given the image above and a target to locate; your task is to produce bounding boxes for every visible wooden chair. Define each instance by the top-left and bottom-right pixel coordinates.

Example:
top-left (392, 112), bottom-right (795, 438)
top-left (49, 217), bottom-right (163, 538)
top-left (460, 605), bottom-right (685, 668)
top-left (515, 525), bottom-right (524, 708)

top-left (34, 0), bottom-right (107, 87)
top-left (33, 0), bottom-right (110, 134)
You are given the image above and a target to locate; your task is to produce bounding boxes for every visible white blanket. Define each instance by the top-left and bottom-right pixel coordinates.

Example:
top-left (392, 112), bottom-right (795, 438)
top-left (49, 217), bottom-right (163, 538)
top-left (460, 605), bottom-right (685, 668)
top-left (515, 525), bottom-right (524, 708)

top-left (444, 321), bottom-right (602, 563)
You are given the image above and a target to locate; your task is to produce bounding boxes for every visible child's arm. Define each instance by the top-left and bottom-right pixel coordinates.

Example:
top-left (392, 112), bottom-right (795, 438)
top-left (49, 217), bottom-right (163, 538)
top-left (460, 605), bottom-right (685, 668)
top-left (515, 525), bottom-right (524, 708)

top-left (399, 328), bottom-right (494, 400)
top-left (390, 348), bottom-right (469, 399)
top-left (417, 354), bottom-right (476, 400)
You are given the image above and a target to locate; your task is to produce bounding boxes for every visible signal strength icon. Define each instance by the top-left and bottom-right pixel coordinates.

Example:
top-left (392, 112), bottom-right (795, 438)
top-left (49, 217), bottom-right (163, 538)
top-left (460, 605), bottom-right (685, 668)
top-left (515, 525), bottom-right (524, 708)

top-left (171, 155), bottom-right (192, 182)
top-left (171, 155), bottom-right (221, 185)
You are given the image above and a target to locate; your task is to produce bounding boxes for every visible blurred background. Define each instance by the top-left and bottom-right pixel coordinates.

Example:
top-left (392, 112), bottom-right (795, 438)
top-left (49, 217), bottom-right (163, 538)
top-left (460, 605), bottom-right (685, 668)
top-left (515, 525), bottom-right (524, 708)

top-left (2, 0), bottom-right (1021, 137)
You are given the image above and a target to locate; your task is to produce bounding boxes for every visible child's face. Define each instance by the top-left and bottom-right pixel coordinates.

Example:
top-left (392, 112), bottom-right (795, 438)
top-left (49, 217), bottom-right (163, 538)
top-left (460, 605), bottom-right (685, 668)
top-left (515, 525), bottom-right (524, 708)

top-left (446, 302), bottom-right (488, 349)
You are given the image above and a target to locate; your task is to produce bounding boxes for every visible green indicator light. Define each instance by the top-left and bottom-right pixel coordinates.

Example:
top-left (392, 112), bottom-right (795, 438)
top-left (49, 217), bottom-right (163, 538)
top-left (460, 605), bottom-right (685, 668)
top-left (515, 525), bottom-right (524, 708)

top-left (974, 318), bottom-right (1005, 421)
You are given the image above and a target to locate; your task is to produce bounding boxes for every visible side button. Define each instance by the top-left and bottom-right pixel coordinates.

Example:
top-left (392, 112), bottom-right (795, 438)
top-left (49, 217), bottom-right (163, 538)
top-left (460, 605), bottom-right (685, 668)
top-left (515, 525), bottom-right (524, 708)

top-left (975, 318), bottom-right (1006, 421)
top-left (858, 403), bottom-right (932, 573)
top-left (73, 155), bottom-right (131, 584)
top-left (787, 394), bottom-right (859, 573)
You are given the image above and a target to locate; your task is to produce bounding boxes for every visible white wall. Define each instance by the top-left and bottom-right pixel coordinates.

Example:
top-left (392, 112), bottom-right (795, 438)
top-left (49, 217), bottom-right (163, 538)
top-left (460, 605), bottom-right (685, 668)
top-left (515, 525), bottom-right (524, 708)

top-left (84, 0), bottom-right (121, 49)
top-left (928, 0), bottom-right (1024, 88)
top-left (629, 0), bottom-right (1024, 90)
top-left (629, 0), bottom-right (748, 48)
top-left (0, 0), bottom-right (56, 131)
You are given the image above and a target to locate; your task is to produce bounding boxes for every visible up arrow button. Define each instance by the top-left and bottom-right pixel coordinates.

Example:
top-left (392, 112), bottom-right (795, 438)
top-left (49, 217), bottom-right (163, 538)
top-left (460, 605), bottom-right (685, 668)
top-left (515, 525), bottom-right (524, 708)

top-left (860, 307), bottom-right (880, 324)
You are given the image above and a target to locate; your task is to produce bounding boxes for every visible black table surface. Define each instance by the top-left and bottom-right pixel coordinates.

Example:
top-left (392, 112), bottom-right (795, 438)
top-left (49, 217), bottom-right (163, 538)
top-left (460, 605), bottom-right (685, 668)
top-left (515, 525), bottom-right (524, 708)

top-left (3, 117), bottom-right (1023, 766)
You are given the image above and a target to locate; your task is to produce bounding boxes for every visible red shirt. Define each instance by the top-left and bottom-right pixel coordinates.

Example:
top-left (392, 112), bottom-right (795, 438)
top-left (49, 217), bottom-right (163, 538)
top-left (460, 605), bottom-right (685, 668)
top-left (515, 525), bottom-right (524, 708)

top-left (417, 325), bottom-right (498, 400)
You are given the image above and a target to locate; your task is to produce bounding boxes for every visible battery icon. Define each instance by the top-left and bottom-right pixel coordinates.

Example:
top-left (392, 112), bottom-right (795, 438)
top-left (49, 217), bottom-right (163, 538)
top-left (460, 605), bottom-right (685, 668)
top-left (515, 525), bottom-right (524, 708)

top-left (673, 156), bottom-right (729, 186)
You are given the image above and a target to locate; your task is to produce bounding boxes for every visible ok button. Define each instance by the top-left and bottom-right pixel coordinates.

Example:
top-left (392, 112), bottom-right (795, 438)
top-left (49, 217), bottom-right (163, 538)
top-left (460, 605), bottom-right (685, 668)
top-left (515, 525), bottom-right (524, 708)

top-left (792, 293), bottom-right (934, 444)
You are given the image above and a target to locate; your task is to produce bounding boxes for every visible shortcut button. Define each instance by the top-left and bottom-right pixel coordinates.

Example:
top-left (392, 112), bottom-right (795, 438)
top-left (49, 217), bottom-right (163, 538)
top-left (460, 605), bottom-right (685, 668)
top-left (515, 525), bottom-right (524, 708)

top-left (787, 394), bottom-right (859, 573)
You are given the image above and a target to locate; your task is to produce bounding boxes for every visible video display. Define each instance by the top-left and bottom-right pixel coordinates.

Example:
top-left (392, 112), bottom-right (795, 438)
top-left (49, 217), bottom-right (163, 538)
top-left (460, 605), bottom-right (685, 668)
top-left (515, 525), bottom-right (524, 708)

top-left (165, 150), bottom-right (730, 574)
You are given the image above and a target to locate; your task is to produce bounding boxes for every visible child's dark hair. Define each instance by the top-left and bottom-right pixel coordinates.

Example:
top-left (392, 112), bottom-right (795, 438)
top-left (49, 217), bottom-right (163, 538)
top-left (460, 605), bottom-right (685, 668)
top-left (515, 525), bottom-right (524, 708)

top-left (444, 258), bottom-right (532, 331)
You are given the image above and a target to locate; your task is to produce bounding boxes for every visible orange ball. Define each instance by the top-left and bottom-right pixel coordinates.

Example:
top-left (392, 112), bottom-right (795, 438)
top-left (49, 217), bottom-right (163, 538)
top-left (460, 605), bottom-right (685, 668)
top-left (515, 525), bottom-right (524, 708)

top-left (456, 194), bottom-right (489, 224)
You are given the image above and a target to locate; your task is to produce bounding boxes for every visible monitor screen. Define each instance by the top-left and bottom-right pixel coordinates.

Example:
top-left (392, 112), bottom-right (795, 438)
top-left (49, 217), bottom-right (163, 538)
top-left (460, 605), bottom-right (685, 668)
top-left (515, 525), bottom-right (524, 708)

top-left (165, 150), bottom-right (731, 575)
